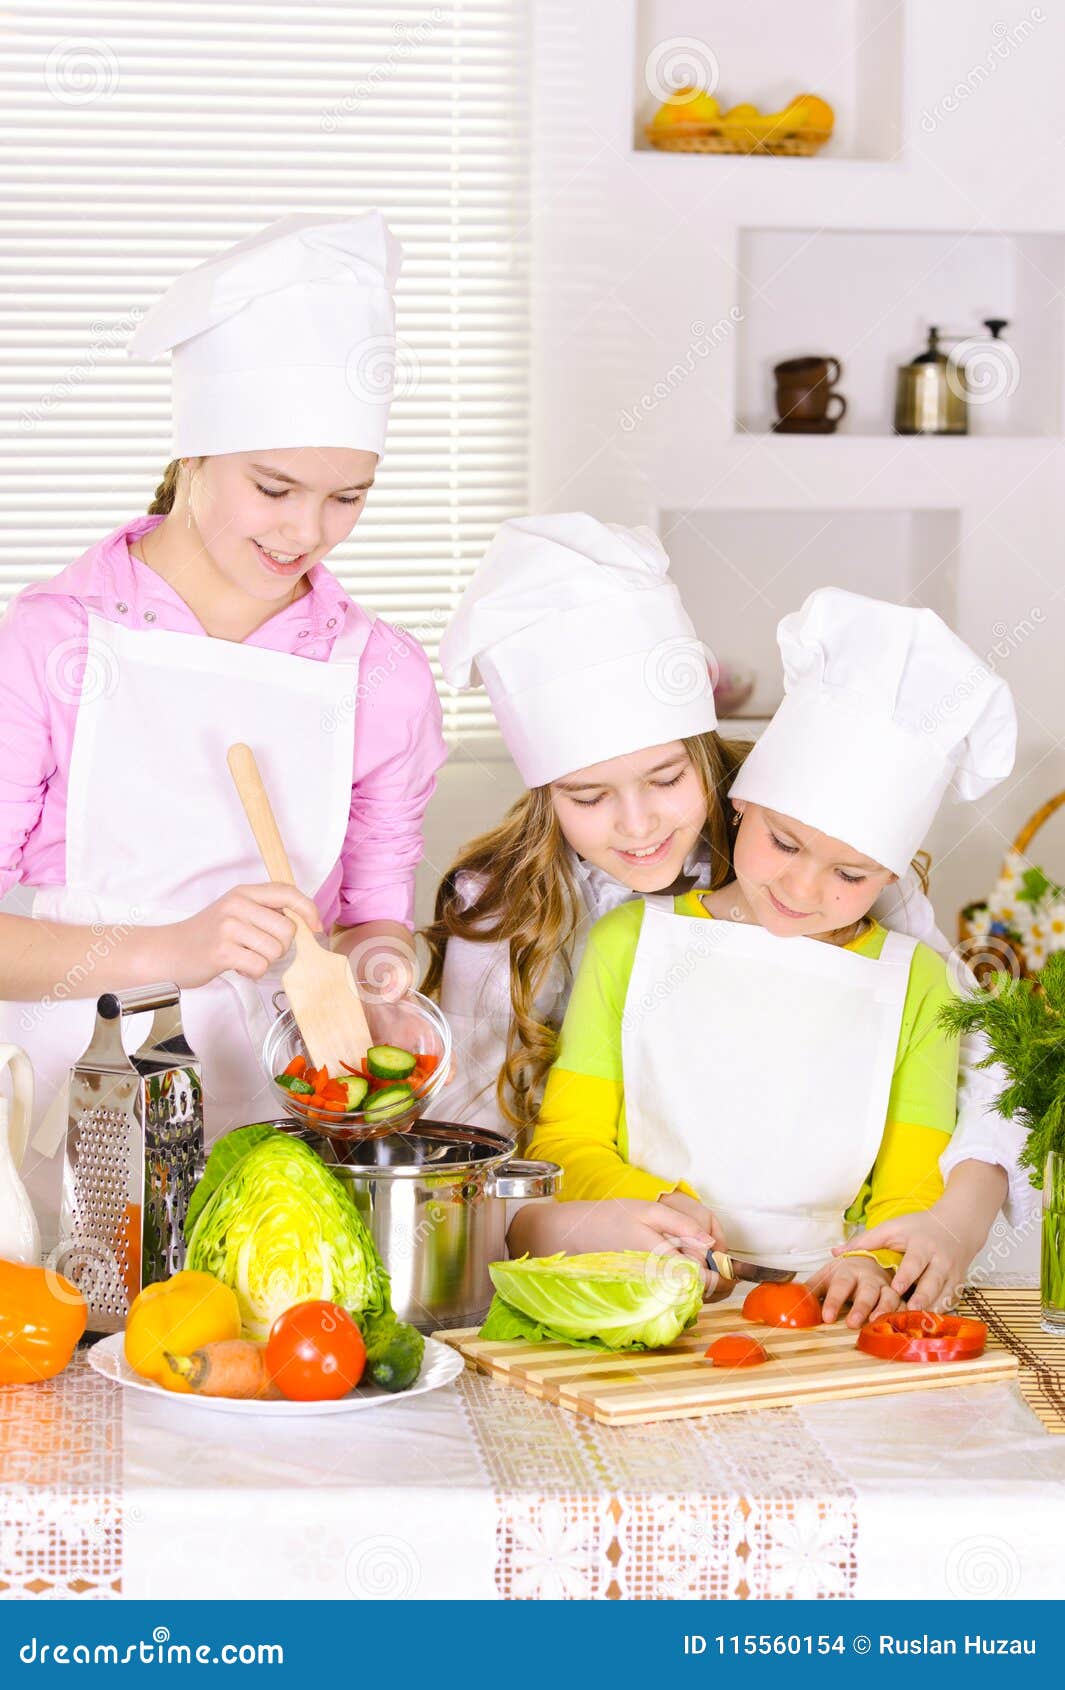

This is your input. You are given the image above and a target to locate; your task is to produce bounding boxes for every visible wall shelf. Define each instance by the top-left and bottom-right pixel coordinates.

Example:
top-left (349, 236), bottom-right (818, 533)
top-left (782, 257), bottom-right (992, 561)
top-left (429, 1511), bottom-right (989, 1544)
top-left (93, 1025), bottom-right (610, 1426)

top-left (735, 227), bottom-right (1064, 439)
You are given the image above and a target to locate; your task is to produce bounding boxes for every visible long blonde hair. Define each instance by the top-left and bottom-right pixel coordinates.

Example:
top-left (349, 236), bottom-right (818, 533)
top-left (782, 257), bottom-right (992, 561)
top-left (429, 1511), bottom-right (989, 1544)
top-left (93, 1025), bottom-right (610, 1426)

top-left (421, 731), bottom-right (751, 1133)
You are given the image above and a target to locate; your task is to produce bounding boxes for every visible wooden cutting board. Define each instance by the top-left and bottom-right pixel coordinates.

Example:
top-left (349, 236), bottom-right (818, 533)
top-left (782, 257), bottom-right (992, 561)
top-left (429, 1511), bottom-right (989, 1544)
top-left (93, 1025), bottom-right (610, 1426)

top-left (437, 1303), bottom-right (1019, 1426)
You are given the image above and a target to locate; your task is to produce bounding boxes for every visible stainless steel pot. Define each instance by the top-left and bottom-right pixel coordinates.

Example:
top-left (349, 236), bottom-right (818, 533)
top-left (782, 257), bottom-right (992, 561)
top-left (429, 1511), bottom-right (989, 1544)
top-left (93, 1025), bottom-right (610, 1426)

top-left (289, 1119), bottom-right (560, 1332)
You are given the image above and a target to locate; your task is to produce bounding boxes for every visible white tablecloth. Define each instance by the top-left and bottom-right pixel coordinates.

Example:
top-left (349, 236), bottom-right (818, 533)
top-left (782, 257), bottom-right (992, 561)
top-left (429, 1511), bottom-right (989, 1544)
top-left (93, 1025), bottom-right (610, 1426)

top-left (2, 1278), bottom-right (1063, 1602)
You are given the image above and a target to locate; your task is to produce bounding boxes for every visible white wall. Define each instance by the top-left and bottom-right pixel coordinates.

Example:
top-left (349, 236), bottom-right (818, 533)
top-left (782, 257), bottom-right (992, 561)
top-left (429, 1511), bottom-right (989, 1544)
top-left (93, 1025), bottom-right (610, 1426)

top-left (518, 0), bottom-right (1065, 931)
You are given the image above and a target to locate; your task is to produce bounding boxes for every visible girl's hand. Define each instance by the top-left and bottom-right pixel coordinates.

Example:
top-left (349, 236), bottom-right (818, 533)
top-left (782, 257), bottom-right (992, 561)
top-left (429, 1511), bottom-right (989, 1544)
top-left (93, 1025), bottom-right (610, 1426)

top-left (832, 1209), bottom-right (982, 1312)
top-left (160, 883), bottom-right (324, 989)
top-left (335, 923), bottom-right (417, 1003)
top-left (656, 1189), bottom-right (726, 1247)
top-left (655, 1192), bottom-right (732, 1301)
top-left (806, 1254), bottom-right (900, 1328)
top-left (506, 1198), bottom-right (720, 1291)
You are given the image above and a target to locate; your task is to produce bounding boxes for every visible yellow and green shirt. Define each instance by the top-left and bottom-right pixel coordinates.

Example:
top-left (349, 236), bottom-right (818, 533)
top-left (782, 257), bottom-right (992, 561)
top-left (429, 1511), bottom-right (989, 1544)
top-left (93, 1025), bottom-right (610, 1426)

top-left (528, 891), bottom-right (960, 1268)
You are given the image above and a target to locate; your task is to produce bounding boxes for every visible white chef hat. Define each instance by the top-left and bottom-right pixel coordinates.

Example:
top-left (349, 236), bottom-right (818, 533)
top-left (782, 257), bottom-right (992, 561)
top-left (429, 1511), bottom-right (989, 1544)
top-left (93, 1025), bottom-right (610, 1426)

top-left (439, 513), bottom-right (718, 786)
top-left (730, 588), bottom-right (1017, 875)
top-left (127, 211), bottom-right (403, 458)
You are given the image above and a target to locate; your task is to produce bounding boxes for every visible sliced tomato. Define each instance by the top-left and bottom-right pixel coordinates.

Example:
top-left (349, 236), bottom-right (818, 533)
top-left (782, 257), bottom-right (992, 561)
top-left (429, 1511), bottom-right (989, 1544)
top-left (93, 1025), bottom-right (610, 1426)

top-left (742, 1282), bottom-right (823, 1329)
top-left (857, 1310), bottom-right (987, 1364)
top-left (705, 1334), bottom-right (769, 1368)
top-left (266, 1300), bottom-right (366, 1401)
top-left (283, 1055), bottom-right (308, 1079)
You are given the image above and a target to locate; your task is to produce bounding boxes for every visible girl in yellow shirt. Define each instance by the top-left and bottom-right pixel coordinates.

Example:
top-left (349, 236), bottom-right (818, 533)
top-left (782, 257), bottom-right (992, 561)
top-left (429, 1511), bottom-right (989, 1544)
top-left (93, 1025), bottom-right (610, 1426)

top-left (525, 589), bottom-right (1017, 1324)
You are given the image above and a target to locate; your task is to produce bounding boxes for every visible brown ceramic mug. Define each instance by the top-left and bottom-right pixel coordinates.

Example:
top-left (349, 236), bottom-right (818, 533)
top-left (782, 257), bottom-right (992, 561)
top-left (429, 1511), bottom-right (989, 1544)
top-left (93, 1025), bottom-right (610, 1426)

top-left (774, 355), bottom-right (847, 424)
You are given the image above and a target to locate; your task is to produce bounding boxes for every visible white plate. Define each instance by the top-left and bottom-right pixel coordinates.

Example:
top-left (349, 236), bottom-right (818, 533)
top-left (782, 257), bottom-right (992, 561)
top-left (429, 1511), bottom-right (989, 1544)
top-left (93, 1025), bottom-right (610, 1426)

top-left (86, 1330), bottom-right (464, 1416)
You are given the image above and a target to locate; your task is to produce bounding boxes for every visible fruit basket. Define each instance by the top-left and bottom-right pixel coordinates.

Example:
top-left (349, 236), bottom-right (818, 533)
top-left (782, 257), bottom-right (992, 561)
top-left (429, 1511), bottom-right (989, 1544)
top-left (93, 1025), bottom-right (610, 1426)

top-left (645, 91), bottom-right (833, 157)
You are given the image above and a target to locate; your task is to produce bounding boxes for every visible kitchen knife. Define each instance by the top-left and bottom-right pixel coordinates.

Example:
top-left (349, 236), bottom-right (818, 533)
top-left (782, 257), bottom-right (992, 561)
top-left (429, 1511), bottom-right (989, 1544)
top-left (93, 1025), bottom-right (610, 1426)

top-left (706, 1248), bottom-right (796, 1285)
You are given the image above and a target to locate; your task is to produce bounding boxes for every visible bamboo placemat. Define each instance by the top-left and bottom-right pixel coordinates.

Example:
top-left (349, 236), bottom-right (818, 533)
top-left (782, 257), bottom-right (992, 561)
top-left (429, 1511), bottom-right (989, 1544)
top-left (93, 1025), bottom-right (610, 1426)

top-left (962, 1285), bottom-right (1065, 1434)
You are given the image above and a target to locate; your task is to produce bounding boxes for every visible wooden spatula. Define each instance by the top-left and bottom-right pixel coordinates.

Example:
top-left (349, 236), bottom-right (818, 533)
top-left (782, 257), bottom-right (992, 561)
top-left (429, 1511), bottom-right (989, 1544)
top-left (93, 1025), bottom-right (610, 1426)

top-left (227, 742), bottom-right (372, 1074)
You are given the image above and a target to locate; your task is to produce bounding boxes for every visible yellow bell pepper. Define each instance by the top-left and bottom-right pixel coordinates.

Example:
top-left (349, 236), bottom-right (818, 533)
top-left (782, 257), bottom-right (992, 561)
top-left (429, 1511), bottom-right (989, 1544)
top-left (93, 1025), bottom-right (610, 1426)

top-left (124, 1270), bottom-right (241, 1394)
top-left (0, 1259), bottom-right (87, 1385)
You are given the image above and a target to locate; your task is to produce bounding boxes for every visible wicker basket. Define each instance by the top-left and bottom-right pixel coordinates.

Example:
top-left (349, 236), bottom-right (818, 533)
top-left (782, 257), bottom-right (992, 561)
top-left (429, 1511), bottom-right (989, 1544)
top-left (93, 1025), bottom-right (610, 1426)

top-left (644, 122), bottom-right (832, 157)
top-left (959, 790), bottom-right (1065, 984)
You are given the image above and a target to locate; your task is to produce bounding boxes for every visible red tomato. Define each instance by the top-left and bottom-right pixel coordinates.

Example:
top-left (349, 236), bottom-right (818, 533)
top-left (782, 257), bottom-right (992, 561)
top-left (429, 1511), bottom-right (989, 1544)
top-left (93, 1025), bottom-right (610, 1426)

top-left (266, 1301), bottom-right (367, 1401)
top-left (742, 1282), bottom-right (823, 1328)
top-left (704, 1334), bottom-right (769, 1368)
top-left (856, 1310), bottom-right (987, 1364)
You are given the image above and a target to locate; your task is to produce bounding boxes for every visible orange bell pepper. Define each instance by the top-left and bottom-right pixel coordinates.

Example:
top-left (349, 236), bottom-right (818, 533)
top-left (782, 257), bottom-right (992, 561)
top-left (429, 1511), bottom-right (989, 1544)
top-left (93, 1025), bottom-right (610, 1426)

top-left (0, 1259), bottom-right (87, 1385)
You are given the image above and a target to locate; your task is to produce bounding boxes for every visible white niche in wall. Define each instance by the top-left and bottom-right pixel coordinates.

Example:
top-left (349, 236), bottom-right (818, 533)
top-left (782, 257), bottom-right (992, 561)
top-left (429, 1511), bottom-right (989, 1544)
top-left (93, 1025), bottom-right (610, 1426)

top-left (633, 0), bottom-right (903, 161)
top-left (735, 227), bottom-right (1064, 437)
top-left (661, 506), bottom-right (961, 717)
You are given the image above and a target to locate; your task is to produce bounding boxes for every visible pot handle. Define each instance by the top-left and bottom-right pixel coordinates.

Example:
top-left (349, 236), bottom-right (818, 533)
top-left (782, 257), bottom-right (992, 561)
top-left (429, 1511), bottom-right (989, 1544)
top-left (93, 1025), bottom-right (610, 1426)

top-left (486, 1158), bottom-right (562, 1200)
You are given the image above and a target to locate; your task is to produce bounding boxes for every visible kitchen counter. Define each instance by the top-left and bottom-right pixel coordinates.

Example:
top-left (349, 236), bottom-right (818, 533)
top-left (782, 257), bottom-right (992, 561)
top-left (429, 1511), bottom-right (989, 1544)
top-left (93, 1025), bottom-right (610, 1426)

top-left (2, 1274), bottom-right (1062, 1602)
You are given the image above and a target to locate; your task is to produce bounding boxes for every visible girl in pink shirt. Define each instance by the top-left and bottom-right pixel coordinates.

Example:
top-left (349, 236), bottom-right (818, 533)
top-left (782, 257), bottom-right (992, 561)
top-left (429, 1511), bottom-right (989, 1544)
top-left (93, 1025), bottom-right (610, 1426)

top-left (0, 213), bottom-right (445, 1246)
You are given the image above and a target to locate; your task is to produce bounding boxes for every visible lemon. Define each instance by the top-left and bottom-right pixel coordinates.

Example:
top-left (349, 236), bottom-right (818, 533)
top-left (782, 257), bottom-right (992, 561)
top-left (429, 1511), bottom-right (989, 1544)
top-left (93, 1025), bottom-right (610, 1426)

top-left (652, 88), bottom-right (721, 127)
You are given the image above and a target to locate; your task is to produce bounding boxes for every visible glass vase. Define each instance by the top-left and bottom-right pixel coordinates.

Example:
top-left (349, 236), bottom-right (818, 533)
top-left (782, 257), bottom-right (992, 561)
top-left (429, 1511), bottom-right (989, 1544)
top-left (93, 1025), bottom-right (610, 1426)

top-left (1040, 1151), bottom-right (1065, 1334)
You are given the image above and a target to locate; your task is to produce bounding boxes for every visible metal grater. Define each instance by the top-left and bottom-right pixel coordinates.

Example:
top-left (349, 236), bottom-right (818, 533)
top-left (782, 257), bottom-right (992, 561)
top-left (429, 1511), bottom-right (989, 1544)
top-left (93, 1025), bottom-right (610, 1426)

top-left (58, 984), bottom-right (205, 1334)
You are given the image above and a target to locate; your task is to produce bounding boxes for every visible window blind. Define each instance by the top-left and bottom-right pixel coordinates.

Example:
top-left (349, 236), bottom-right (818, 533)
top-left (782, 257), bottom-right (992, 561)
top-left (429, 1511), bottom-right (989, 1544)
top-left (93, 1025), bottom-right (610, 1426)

top-left (2, 0), bottom-right (531, 742)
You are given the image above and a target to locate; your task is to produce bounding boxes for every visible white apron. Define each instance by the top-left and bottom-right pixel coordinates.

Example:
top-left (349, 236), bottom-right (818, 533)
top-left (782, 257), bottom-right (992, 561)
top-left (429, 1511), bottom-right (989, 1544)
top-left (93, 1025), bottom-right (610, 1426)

top-left (622, 903), bottom-right (917, 1274)
top-left (3, 608), bottom-right (372, 1252)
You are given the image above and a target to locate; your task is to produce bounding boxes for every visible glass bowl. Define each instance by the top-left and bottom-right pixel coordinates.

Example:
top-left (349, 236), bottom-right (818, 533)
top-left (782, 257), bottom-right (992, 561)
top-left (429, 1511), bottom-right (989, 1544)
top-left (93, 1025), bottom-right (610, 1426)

top-left (261, 989), bottom-right (453, 1142)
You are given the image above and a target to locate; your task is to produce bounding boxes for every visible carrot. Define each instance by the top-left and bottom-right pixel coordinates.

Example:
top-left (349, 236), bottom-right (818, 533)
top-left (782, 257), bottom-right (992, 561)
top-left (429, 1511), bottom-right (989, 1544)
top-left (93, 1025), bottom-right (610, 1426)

top-left (283, 1055), bottom-right (308, 1079)
top-left (163, 1340), bottom-right (281, 1400)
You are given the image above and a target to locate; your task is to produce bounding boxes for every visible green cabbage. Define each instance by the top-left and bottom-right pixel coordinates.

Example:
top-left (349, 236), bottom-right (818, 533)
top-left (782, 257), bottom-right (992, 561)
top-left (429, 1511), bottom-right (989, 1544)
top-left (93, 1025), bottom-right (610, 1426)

top-left (185, 1130), bottom-right (391, 1342)
top-left (480, 1251), bottom-right (703, 1352)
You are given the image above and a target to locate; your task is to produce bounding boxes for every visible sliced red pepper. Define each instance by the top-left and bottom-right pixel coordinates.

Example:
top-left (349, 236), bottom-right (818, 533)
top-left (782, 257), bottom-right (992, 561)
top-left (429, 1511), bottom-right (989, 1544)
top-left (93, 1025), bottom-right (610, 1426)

top-left (320, 1080), bottom-right (347, 1104)
top-left (283, 1055), bottom-right (308, 1079)
top-left (856, 1310), bottom-right (987, 1364)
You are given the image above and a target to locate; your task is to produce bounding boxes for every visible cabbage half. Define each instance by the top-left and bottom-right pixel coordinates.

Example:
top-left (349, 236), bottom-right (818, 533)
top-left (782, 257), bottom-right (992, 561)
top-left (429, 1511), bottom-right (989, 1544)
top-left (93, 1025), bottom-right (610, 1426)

top-left (481, 1251), bottom-right (703, 1352)
top-left (185, 1131), bottom-right (391, 1342)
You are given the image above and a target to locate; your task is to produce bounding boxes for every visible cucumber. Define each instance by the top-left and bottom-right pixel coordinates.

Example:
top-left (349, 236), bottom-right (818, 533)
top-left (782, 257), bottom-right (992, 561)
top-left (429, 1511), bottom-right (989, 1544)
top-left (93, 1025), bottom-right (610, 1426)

top-left (338, 1074), bottom-right (370, 1111)
top-left (363, 1082), bottom-right (415, 1121)
top-left (365, 1044), bottom-right (417, 1082)
top-left (364, 1315), bottom-right (425, 1392)
top-left (276, 1073), bottom-right (314, 1095)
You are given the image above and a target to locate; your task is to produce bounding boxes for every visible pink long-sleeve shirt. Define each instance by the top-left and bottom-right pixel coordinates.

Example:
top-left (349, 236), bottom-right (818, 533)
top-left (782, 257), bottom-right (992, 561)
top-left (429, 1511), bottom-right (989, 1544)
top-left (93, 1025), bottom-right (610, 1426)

top-left (0, 515), bottom-right (446, 928)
